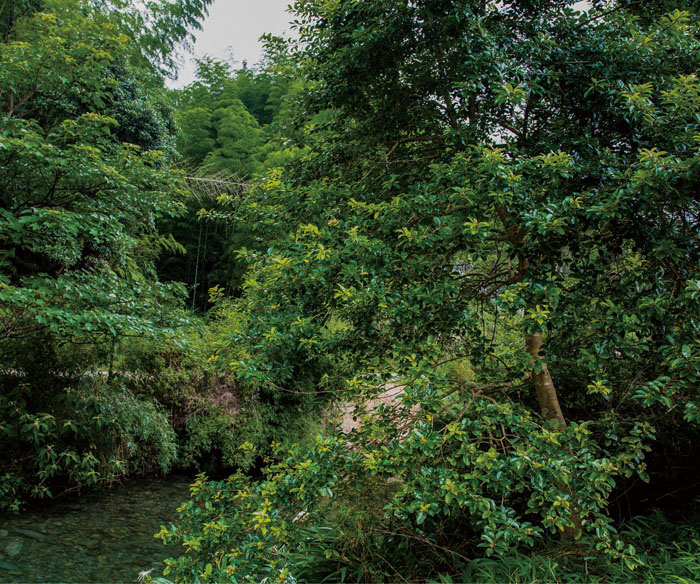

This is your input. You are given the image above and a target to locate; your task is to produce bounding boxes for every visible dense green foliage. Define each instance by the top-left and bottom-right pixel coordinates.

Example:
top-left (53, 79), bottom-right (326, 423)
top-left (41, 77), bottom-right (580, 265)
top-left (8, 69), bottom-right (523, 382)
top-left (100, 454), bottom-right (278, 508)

top-left (461, 513), bottom-right (700, 584)
top-left (0, 0), bottom-right (316, 502)
top-left (0, 0), bottom-right (210, 507)
top-left (160, 0), bottom-right (700, 582)
top-left (0, 377), bottom-right (177, 511)
top-left (157, 48), bottom-right (307, 307)
top-left (2, 0), bottom-right (700, 583)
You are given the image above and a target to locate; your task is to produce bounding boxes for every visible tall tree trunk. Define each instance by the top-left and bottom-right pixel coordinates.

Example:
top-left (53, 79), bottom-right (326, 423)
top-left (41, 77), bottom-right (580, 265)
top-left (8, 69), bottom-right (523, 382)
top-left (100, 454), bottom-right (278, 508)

top-left (504, 212), bottom-right (579, 537)
top-left (525, 331), bottom-right (580, 539)
top-left (525, 332), bottom-right (565, 425)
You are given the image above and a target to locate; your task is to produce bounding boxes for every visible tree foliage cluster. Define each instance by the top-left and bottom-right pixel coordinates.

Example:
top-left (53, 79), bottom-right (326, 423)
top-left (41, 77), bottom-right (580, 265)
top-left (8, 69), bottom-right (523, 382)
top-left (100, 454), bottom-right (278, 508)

top-left (161, 0), bottom-right (700, 582)
top-left (157, 47), bottom-right (308, 308)
top-left (0, 0), bottom-right (321, 511)
top-left (0, 0), bottom-right (215, 508)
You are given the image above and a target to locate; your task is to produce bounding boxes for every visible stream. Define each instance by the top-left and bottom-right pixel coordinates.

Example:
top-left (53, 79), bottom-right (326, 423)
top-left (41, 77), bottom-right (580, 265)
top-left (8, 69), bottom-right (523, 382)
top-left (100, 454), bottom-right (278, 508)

top-left (0, 476), bottom-right (192, 583)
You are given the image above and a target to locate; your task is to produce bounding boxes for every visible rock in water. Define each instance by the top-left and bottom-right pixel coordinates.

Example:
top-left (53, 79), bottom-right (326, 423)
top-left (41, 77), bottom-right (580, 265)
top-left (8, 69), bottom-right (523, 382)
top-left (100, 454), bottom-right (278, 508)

top-left (0, 560), bottom-right (20, 572)
top-left (12, 528), bottom-right (48, 541)
top-left (4, 539), bottom-right (22, 556)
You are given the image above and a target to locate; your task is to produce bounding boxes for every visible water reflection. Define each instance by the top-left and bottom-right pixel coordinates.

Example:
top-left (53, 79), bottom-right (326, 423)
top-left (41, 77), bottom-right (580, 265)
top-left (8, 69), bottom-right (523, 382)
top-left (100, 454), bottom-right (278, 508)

top-left (0, 476), bottom-right (192, 583)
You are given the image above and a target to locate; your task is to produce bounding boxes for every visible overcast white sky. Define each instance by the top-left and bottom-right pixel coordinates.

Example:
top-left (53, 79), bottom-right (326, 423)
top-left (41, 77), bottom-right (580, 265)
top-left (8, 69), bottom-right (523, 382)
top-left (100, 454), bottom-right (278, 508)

top-left (170, 0), bottom-right (294, 88)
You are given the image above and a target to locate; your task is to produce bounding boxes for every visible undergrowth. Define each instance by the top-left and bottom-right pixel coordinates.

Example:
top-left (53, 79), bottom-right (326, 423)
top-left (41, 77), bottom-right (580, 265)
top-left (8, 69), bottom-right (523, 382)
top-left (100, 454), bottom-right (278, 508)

top-left (444, 510), bottom-right (700, 584)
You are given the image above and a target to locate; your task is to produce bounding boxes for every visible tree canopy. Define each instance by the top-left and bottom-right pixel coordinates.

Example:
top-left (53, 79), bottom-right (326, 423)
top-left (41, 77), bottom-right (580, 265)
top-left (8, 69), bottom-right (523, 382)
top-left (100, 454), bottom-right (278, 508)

top-left (2, 0), bottom-right (700, 581)
top-left (163, 0), bottom-right (700, 581)
top-left (0, 0), bottom-right (211, 509)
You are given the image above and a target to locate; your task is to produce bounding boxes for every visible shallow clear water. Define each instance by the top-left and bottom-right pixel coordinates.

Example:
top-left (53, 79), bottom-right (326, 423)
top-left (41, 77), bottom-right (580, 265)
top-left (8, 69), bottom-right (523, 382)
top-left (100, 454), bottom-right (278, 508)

top-left (0, 476), bottom-right (192, 584)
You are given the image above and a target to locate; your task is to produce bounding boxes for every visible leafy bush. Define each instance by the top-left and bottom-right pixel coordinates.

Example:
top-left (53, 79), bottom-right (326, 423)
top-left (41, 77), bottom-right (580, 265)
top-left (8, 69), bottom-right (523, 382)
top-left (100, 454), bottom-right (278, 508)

top-left (0, 378), bottom-right (177, 511)
top-left (117, 297), bottom-right (323, 475)
top-left (116, 333), bottom-right (248, 472)
top-left (158, 365), bottom-right (656, 582)
top-left (459, 511), bottom-right (700, 584)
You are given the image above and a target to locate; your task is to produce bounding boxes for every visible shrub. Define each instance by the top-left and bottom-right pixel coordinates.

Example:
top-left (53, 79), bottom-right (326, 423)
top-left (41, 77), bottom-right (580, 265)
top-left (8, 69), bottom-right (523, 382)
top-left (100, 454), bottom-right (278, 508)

top-left (0, 377), bottom-right (177, 511)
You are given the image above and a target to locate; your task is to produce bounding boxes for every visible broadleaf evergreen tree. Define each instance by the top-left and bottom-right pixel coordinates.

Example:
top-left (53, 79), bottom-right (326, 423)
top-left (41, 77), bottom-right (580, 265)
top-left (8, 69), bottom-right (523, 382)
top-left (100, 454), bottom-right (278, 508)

top-left (163, 1), bottom-right (700, 581)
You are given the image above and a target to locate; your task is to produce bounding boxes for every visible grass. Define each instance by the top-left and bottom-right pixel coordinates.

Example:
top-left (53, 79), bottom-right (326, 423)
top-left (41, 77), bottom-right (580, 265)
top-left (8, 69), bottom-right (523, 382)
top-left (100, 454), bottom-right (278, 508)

top-left (442, 510), bottom-right (700, 583)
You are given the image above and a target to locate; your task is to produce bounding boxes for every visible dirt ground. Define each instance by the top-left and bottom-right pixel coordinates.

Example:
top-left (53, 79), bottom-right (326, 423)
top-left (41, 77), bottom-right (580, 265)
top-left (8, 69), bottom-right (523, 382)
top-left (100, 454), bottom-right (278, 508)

top-left (339, 381), bottom-right (420, 433)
